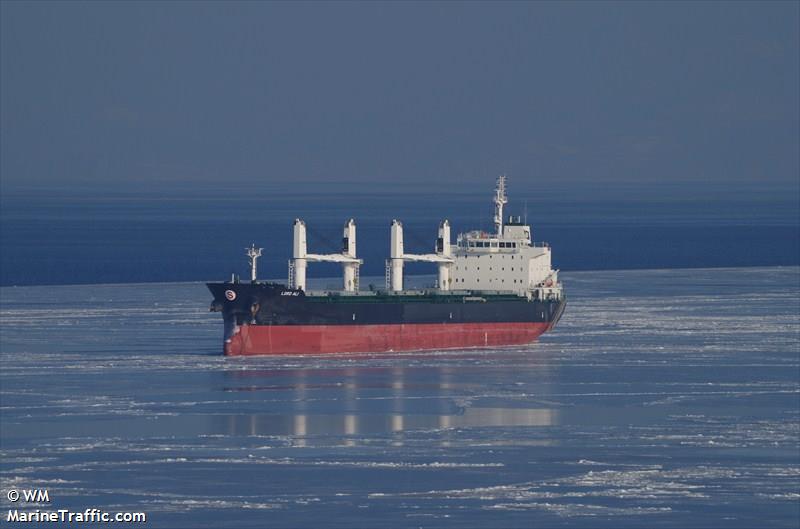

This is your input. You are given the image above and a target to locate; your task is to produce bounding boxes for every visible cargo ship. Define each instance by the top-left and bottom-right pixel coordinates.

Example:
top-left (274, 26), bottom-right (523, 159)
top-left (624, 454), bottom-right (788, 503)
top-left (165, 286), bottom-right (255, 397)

top-left (208, 177), bottom-right (565, 355)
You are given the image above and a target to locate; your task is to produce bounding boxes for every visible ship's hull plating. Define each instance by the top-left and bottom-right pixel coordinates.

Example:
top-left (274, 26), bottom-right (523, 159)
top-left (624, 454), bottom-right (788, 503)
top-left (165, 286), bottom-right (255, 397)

top-left (208, 282), bottom-right (565, 356)
top-left (225, 322), bottom-right (554, 355)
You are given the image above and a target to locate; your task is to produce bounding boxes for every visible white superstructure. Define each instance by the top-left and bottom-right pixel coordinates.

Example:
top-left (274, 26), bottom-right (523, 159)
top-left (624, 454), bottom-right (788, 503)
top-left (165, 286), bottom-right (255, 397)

top-left (447, 177), bottom-right (561, 300)
top-left (283, 176), bottom-right (561, 301)
top-left (448, 221), bottom-right (559, 298)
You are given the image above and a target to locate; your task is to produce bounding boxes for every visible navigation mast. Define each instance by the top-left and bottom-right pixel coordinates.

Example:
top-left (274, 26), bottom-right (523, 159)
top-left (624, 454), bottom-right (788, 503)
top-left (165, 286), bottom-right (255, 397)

top-left (493, 175), bottom-right (508, 237)
top-left (246, 244), bottom-right (263, 282)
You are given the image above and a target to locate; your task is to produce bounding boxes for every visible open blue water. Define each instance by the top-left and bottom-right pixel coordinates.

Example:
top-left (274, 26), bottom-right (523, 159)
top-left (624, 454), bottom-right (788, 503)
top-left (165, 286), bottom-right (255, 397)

top-left (1, 191), bottom-right (798, 286)
top-left (1, 267), bottom-right (798, 528)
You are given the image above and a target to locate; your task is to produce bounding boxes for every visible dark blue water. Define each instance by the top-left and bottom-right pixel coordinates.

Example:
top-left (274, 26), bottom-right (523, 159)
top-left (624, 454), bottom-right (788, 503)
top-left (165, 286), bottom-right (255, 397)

top-left (1, 189), bottom-right (798, 527)
top-left (1, 268), bottom-right (798, 528)
top-left (1, 191), bottom-right (798, 286)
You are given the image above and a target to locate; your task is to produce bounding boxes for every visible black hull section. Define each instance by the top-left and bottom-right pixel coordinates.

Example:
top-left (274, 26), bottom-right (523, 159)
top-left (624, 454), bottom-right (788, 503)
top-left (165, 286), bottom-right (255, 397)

top-left (208, 282), bottom-right (566, 328)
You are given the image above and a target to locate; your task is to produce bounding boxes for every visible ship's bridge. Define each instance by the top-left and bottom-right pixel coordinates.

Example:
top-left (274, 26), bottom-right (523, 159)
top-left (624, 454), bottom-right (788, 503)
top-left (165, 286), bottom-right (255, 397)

top-left (456, 216), bottom-right (535, 252)
top-left (450, 214), bottom-right (559, 298)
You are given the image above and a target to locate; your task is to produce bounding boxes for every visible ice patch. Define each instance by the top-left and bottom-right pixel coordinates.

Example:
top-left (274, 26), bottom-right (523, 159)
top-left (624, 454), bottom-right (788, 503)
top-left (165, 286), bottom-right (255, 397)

top-left (486, 502), bottom-right (673, 516)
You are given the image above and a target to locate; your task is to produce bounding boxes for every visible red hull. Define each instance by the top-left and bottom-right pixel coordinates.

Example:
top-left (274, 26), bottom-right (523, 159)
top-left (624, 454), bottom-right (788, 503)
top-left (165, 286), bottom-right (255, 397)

top-left (224, 322), bottom-right (552, 356)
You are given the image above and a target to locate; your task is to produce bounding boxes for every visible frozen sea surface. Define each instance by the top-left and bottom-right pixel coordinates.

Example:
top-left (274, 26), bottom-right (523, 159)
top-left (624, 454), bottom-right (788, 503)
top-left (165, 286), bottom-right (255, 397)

top-left (1, 267), bottom-right (798, 528)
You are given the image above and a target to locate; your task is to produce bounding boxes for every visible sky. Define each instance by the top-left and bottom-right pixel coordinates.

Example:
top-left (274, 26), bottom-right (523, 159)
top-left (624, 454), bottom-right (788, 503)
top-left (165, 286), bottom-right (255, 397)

top-left (1, 1), bottom-right (798, 199)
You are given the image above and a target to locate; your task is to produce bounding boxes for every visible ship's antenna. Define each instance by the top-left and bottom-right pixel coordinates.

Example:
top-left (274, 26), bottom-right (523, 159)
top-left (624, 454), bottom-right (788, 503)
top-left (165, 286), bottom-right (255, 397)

top-left (246, 243), bottom-right (263, 282)
top-left (493, 175), bottom-right (508, 237)
top-left (524, 199), bottom-right (528, 225)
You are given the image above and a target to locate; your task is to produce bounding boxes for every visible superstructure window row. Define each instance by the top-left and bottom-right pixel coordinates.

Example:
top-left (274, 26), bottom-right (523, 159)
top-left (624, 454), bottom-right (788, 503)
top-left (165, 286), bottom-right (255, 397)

top-left (464, 241), bottom-right (517, 248)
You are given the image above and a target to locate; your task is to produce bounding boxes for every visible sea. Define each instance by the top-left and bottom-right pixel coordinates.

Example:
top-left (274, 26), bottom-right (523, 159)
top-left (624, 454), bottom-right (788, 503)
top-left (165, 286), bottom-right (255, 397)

top-left (0, 190), bottom-right (799, 528)
top-left (1, 267), bottom-right (798, 528)
top-left (1, 187), bottom-right (798, 286)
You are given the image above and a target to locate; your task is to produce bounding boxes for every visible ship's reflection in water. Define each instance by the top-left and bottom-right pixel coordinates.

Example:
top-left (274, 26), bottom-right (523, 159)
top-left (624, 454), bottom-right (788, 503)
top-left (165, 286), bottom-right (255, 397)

top-left (216, 360), bottom-right (557, 445)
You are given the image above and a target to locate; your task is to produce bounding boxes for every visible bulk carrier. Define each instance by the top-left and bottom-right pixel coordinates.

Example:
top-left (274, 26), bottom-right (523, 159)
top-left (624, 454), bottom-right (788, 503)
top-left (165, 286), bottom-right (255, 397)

top-left (208, 177), bottom-right (565, 355)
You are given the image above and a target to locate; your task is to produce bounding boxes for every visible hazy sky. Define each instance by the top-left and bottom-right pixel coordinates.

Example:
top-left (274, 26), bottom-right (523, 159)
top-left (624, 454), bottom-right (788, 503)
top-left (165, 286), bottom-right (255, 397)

top-left (1, 1), bottom-right (798, 197)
